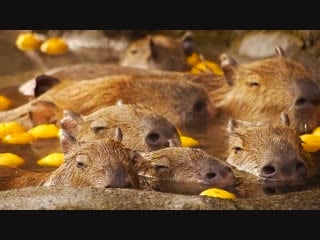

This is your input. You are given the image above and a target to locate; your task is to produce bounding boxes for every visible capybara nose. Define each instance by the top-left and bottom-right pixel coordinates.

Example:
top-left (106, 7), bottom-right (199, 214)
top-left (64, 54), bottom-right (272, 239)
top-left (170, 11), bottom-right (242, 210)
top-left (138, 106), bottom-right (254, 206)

top-left (146, 132), bottom-right (161, 146)
top-left (294, 80), bottom-right (320, 108)
top-left (260, 159), bottom-right (306, 181)
top-left (295, 97), bottom-right (309, 107)
top-left (105, 170), bottom-right (132, 188)
top-left (203, 165), bottom-right (236, 188)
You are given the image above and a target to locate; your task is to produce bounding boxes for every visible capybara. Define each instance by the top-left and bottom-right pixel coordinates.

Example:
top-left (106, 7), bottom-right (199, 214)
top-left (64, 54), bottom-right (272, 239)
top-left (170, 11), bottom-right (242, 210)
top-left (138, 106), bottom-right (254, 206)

top-left (0, 128), bottom-right (140, 190)
top-left (19, 46), bottom-right (320, 135)
top-left (18, 64), bottom-right (217, 98)
top-left (0, 129), bottom-right (236, 194)
top-left (225, 113), bottom-right (319, 181)
top-left (212, 47), bottom-right (320, 134)
top-left (0, 104), bottom-right (183, 169)
top-left (120, 32), bottom-right (193, 71)
top-left (2, 75), bottom-right (215, 133)
top-left (137, 143), bottom-right (236, 193)
top-left (60, 104), bottom-right (181, 152)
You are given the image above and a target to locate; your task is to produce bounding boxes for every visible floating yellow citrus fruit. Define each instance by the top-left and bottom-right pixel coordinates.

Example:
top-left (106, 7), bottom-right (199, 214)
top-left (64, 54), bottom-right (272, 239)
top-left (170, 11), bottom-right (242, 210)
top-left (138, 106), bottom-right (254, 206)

top-left (176, 128), bottom-right (199, 147)
top-left (28, 124), bottom-right (60, 139)
top-left (57, 128), bottom-right (62, 138)
top-left (16, 33), bottom-right (42, 51)
top-left (40, 37), bottom-right (68, 55)
top-left (37, 153), bottom-right (64, 167)
top-left (300, 134), bottom-right (320, 152)
top-left (2, 132), bottom-right (35, 144)
top-left (0, 153), bottom-right (25, 168)
top-left (301, 143), bottom-right (320, 153)
top-left (0, 122), bottom-right (26, 138)
top-left (180, 136), bottom-right (200, 147)
top-left (312, 127), bottom-right (320, 137)
top-left (200, 188), bottom-right (236, 199)
top-left (187, 53), bottom-right (201, 66)
top-left (0, 96), bottom-right (11, 111)
top-left (191, 61), bottom-right (223, 75)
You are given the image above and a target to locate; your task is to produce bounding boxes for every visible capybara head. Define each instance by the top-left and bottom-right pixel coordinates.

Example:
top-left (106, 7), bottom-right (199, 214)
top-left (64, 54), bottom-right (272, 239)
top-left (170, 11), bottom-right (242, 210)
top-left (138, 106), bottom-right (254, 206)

top-left (226, 113), bottom-right (311, 182)
top-left (120, 32), bottom-right (193, 71)
top-left (44, 128), bottom-right (140, 189)
top-left (126, 78), bottom-right (215, 132)
top-left (137, 143), bottom-right (236, 193)
top-left (60, 104), bottom-right (181, 152)
top-left (217, 47), bottom-right (320, 134)
top-left (37, 75), bottom-right (215, 133)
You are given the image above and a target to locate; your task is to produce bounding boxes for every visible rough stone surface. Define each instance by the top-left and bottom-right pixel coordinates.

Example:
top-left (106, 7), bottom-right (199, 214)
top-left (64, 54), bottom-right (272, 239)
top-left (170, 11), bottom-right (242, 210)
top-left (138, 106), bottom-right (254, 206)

top-left (0, 186), bottom-right (320, 210)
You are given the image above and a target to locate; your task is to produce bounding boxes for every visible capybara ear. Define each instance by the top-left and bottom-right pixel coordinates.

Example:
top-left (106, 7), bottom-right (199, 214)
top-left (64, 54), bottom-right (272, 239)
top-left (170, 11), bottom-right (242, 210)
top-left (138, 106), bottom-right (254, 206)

top-left (129, 150), bottom-right (143, 164)
top-left (19, 74), bottom-right (60, 98)
top-left (228, 118), bottom-right (264, 132)
top-left (179, 31), bottom-right (195, 56)
top-left (280, 112), bottom-right (290, 126)
top-left (220, 54), bottom-right (238, 86)
top-left (60, 129), bottom-right (77, 154)
top-left (227, 118), bottom-right (237, 133)
top-left (116, 99), bottom-right (124, 106)
top-left (147, 35), bottom-right (158, 60)
top-left (114, 127), bottom-right (123, 143)
top-left (275, 46), bottom-right (286, 58)
top-left (60, 110), bottom-right (84, 137)
top-left (29, 100), bottom-right (60, 126)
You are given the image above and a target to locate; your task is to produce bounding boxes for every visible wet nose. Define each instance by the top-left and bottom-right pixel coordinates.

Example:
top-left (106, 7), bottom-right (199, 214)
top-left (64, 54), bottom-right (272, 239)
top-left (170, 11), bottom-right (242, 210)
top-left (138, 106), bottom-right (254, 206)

top-left (294, 81), bottom-right (320, 108)
top-left (145, 126), bottom-right (181, 151)
top-left (105, 170), bottom-right (132, 188)
top-left (203, 165), bottom-right (236, 188)
top-left (294, 96), bottom-right (317, 107)
top-left (260, 159), bottom-right (306, 181)
top-left (146, 131), bottom-right (162, 147)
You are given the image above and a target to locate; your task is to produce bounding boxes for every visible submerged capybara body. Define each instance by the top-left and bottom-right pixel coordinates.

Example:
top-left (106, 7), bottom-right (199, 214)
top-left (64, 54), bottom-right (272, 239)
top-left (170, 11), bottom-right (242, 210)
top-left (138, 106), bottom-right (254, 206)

top-left (2, 75), bottom-right (215, 133)
top-left (0, 130), bottom-right (140, 191)
top-left (61, 104), bottom-right (182, 152)
top-left (18, 64), bottom-right (218, 99)
top-left (17, 32), bottom-right (194, 98)
top-left (225, 114), bottom-right (319, 182)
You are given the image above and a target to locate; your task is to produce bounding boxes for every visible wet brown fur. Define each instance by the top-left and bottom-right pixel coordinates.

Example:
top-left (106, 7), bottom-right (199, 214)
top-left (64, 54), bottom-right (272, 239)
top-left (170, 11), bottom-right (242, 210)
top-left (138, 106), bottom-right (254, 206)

top-left (0, 139), bottom-right (139, 191)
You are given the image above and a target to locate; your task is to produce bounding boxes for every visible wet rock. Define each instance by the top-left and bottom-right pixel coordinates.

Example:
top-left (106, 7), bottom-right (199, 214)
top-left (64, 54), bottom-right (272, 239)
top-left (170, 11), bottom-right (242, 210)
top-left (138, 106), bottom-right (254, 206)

top-left (0, 187), bottom-right (236, 210)
top-left (233, 31), bottom-right (303, 59)
top-left (0, 186), bottom-right (320, 210)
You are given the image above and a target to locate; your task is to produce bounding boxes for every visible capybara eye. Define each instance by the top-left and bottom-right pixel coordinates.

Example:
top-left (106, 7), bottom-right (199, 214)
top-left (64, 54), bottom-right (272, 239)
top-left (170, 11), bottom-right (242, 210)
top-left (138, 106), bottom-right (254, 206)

top-left (76, 155), bottom-right (88, 169)
top-left (154, 165), bottom-right (169, 173)
top-left (131, 49), bottom-right (138, 54)
top-left (76, 161), bottom-right (86, 169)
top-left (233, 147), bottom-right (243, 154)
top-left (193, 99), bottom-right (207, 113)
top-left (247, 82), bottom-right (260, 87)
top-left (91, 126), bottom-right (108, 134)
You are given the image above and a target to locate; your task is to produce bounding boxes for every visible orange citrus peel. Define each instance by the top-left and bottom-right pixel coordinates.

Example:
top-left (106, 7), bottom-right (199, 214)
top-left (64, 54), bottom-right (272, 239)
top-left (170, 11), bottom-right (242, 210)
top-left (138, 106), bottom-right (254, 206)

top-left (200, 188), bottom-right (236, 199)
